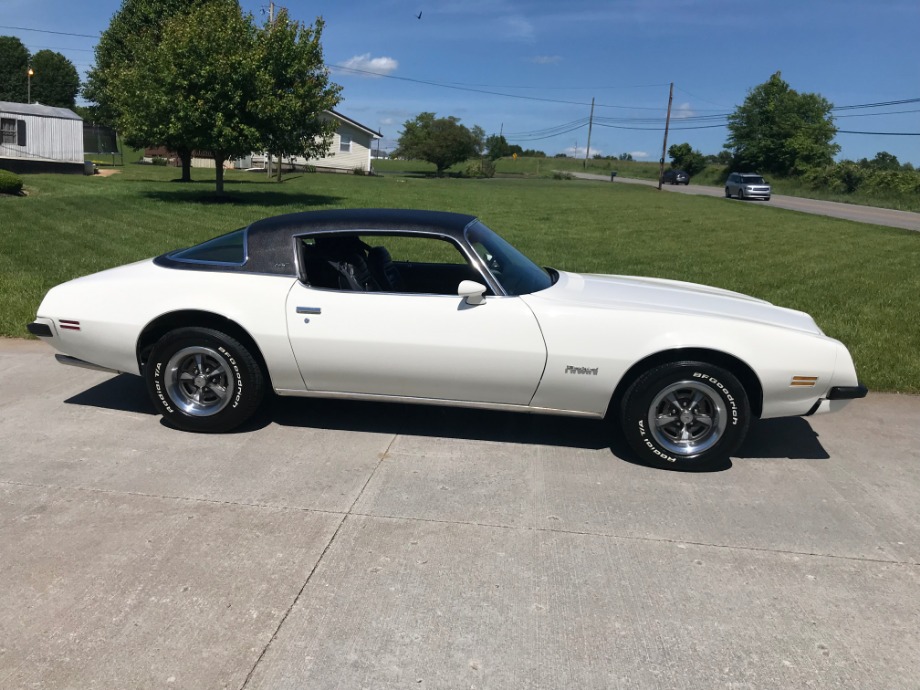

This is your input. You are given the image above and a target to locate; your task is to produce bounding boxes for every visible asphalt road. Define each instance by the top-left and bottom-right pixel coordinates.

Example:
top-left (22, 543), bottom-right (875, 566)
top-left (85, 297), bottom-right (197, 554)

top-left (2, 339), bottom-right (919, 689)
top-left (572, 172), bottom-right (920, 232)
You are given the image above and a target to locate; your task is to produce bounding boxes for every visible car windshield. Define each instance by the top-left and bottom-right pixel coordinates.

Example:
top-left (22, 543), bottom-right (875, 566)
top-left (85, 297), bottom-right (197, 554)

top-left (742, 176), bottom-right (766, 184)
top-left (465, 221), bottom-right (554, 296)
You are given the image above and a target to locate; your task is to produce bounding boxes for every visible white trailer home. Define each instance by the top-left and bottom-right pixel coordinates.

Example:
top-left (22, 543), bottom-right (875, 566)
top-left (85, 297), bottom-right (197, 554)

top-left (0, 101), bottom-right (85, 174)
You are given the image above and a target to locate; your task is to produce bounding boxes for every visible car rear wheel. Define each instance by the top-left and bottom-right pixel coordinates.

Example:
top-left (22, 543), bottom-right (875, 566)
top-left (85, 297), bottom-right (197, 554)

top-left (145, 327), bottom-right (265, 433)
top-left (620, 361), bottom-right (750, 470)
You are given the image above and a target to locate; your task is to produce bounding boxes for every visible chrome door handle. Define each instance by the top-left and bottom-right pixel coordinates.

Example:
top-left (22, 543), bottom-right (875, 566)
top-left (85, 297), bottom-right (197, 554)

top-left (296, 306), bottom-right (322, 315)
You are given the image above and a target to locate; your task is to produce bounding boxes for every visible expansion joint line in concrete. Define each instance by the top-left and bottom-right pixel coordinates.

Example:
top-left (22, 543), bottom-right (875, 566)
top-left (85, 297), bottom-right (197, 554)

top-left (236, 433), bottom-right (398, 690)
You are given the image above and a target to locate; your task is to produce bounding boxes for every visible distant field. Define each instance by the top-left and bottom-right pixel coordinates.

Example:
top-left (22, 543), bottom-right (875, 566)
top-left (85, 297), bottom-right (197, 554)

top-left (375, 156), bottom-right (920, 212)
top-left (2, 162), bottom-right (918, 393)
top-left (372, 156), bottom-right (662, 180)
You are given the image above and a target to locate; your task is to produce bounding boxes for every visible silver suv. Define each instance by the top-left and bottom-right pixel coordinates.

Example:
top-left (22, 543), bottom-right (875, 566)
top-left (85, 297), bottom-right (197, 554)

top-left (725, 172), bottom-right (771, 200)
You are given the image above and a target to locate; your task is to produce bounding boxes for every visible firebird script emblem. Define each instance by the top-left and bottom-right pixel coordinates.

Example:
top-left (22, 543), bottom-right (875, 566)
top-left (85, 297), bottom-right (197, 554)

top-left (565, 365), bottom-right (599, 376)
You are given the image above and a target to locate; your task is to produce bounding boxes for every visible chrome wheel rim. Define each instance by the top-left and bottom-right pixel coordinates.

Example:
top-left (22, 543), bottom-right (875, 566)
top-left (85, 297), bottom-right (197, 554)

top-left (648, 381), bottom-right (727, 456)
top-left (164, 346), bottom-right (235, 417)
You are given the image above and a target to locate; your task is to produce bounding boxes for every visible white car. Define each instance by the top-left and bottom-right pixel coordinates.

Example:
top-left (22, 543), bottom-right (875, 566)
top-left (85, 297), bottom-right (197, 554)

top-left (28, 209), bottom-right (866, 470)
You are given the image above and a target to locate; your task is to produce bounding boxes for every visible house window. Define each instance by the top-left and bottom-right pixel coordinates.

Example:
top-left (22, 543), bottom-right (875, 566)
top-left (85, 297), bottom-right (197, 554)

top-left (339, 133), bottom-right (352, 153)
top-left (1, 118), bottom-right (17, 145)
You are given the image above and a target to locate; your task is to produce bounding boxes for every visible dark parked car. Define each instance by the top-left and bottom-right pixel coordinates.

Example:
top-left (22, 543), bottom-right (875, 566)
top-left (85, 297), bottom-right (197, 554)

top-left (725, 172), bottom-right (771, 200)
top-left (662, 169), bottom-right (690, 185)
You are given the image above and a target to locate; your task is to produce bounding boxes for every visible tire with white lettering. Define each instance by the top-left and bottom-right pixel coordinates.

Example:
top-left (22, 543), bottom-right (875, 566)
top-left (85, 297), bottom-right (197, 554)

top-left (620, 361), bottom-right (750, 470)
top-left (145, 327), bottom-right (265, 433)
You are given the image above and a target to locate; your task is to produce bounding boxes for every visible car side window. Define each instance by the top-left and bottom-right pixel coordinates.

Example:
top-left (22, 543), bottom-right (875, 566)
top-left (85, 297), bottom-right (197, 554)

top-left (300, 233), bottom-right (490, 296)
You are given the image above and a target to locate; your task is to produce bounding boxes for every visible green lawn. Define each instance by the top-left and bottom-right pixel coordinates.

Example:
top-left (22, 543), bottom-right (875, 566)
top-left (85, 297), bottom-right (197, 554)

top-left (2, 163), bottom-right (918, 393)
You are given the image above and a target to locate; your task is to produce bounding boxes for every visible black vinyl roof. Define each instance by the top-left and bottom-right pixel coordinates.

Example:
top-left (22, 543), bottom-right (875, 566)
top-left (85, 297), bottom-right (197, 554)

top-left (157, 208), bottom-right (481, 276)
top-left (248, 208), bottom-right (478, 240)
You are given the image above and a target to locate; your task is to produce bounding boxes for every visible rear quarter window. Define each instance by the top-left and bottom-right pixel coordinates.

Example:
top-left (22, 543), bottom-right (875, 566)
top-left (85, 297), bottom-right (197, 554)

top-left (169, 229), bottom-right (247, 265)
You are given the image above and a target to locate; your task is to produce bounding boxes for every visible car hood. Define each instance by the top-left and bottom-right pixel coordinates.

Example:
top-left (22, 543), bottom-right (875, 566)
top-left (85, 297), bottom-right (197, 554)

top-left (527, 271), bottom-right (823, 334)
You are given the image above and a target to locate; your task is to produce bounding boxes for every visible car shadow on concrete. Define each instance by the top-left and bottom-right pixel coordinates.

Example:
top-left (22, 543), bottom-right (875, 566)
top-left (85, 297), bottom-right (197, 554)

top-left (735, 417), bottom-right (830, 460)
top-left (64, 374), bottom-right (157, 416)
top-left (64, 377), bottom-right (830, 467)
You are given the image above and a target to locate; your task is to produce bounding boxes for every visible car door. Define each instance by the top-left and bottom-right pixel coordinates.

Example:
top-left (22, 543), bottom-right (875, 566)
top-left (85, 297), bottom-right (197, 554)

top-left (284, 234), bottom-right (548, 405)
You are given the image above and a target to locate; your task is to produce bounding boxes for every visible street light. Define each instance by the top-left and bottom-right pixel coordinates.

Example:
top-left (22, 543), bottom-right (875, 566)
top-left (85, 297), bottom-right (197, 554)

top-left (27, 67), bottom-right (34, 104)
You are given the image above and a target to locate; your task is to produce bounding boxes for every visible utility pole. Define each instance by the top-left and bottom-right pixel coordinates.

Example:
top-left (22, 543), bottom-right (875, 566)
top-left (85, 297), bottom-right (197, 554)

top-left (265, 1), bottom-right (276, 178)
top-left (657, 82), bottom-right (674, 190)
top-left (584, 97), bottom-right (595, 169)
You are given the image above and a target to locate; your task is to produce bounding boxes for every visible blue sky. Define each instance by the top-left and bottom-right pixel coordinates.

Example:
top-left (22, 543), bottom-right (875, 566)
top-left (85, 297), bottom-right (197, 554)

top-left (4, 0), bottom-right (919, 164)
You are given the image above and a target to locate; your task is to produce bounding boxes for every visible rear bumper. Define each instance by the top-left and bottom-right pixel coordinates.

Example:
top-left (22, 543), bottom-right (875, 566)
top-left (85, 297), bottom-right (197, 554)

top-left (827, 383), bottom-right (869, 400)
top-left (27, 321), bottom-right (53, 337)
top-left (806, 382), bottom-right (868, 415)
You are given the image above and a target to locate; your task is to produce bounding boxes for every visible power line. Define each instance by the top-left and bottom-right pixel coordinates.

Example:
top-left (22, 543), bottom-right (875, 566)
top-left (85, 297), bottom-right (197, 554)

top-left (331, 64), bottom-right (677, 111)
top-left (22, 43), bottom-right (96, 53)
top-left (834, 97), bottom-right (920, 111)
top-left (835, 108), bottom-right (920, 119)
top-left (505, 117), bottom-right (589, 137)
top-left (0, 24), bottom-right (98, 38)
top-left (837, 130), bottom-right (920, 136)
top-left (507, 122), bottom-right (588, 142)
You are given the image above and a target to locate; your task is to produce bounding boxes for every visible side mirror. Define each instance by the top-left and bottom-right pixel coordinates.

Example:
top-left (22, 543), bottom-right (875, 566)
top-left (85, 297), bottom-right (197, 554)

top-left (458, 280), bottom-right (486, 305)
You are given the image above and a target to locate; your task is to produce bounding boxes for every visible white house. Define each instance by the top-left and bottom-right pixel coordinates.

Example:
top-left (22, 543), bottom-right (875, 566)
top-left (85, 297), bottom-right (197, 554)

top-left (0, 101), bottom-right (84, 174)
top-left (234, 110), bottom-right (382, 173)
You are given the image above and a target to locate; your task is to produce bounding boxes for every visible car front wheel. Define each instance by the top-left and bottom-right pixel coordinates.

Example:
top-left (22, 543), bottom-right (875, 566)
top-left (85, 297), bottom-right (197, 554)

top-left (724, 187), bottom-right (731, 198)
top-left (145, 327), bottom-right (265, 432)
top-left (620, 361), bottom-right (750, 470)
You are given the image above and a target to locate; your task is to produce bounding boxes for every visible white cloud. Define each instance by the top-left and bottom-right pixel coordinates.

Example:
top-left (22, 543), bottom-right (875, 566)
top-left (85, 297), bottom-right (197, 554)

top-left (564, 146), bottom-right (603, 158)
top-left (630, 151), bottom-right (650, 159)
top-left (531, 55), bottom-right (562, 64)
top-left (338, 54), bottom-right (399, 77)
top-left (504, 15), bottom-right (535, 40)
top-left (674, 102), bottom-right (696, 119)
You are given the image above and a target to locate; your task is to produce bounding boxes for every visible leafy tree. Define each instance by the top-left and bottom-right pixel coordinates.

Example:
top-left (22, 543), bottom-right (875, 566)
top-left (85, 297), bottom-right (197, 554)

top-left (858, 151), bottom-right (901, 171)
top-left (72, 105), bottom-right (100, 122)
top-left (29, 50), bottom-right (80, 108)
top-left (521, 149), bottom-right (546, 158)
top-left (485, 134), bottom-right (511, 160)
top-left (252, 10), bottom-right (341, 182)
top-left (114, 1), bottom-right (261, 194)
top-left (667, 142), bottom-right (707, 176)
top-left (86, 0), bottom-right (217, 180)
top-left (617, 153), bottom-right (634, 161)
top-left (726, 71), bottom-right (839, 176)
top-left (0, 36), bottom-right (30, 102)
top-left (395, 113), bottom-right (483, 175)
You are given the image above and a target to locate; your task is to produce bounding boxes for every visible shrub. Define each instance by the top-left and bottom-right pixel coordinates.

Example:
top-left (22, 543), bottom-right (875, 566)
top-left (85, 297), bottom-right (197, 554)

top-left (352, 166), bottom-right (366, 175)
top-left (552, 171), bottom-right (573, 180)
top-left (462, 159), bottom-right (495, 178)
top-left (0, 169), bottom-right (24, 195)
top-left (151, 156), bottom-right (168, 166)
top-left (804, 162), bottom-right (920, 197)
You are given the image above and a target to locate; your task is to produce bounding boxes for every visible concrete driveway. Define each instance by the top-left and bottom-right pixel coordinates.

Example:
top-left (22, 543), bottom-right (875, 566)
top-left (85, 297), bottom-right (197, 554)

top-left (572, 172), bottom-right (920, 232)
top-left (2, 339), bottom-right (918, 689)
